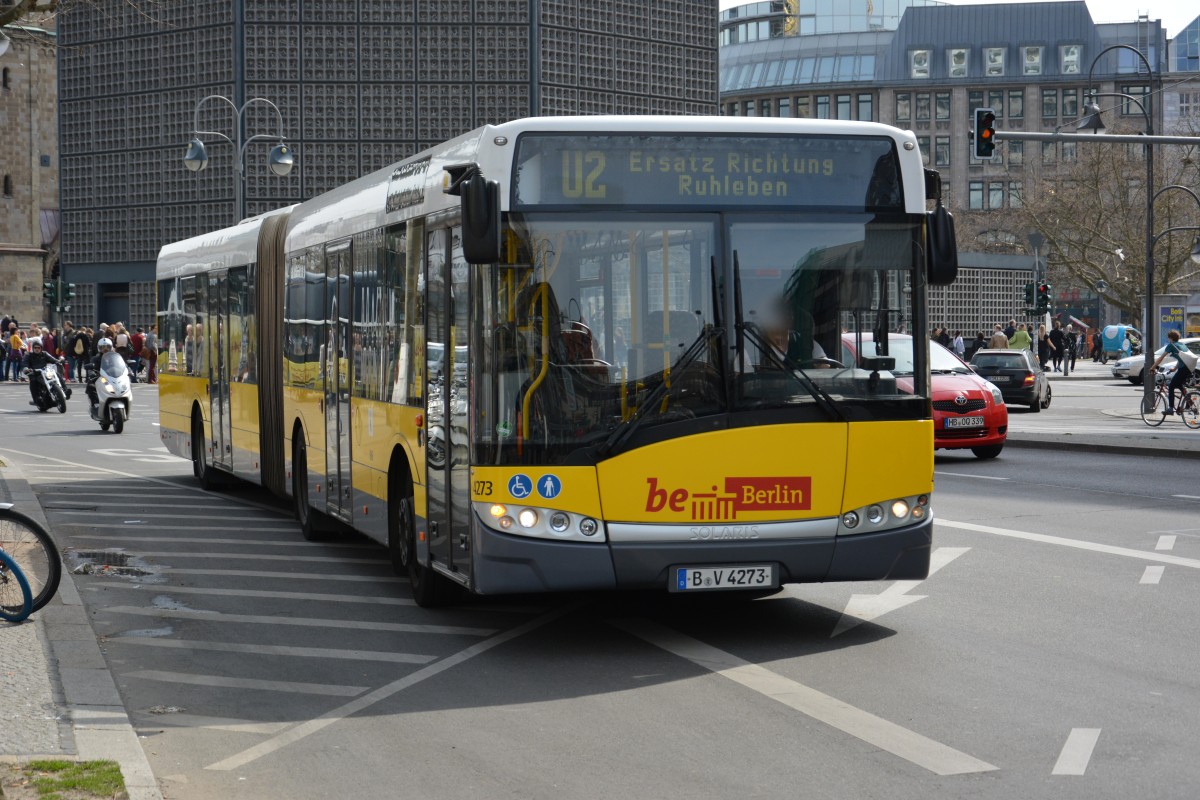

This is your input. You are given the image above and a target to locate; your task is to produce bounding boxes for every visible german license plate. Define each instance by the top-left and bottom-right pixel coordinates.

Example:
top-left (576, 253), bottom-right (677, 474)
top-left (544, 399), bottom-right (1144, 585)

top-left (671, 565), bottom-right (777, 592)
top-left (988, 375), bottom-right (1010, 384)
top-left (945, 416), bottom-right (984, 428)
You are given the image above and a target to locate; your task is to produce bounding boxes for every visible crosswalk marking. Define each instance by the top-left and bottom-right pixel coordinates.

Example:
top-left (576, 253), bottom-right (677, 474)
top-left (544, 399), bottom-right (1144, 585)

top-left (84, 583), bottom-right (416, 606)
top-left (102, 605), bottom-right (496, 636)
top-left (125, 670), bottom-right (368, 696)
top-left (111, 637), bottom-right (435, 664)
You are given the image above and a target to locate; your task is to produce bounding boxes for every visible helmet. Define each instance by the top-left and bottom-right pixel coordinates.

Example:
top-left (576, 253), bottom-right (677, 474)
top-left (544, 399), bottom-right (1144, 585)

top-left (31, 340), bottom-right (42, 349)
top-left (97, 337), bottom-right (113, 353)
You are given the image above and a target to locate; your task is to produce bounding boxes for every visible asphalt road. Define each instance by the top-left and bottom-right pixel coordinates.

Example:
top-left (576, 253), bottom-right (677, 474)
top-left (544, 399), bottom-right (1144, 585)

top-left (2, 379), bottom-right (1198, 800)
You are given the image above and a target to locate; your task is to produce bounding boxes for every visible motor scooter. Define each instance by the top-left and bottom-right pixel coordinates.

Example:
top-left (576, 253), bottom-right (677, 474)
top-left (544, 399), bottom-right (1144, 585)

top-left (87, 351), bottom-right (133, 433)
top-left (24, 363), bottom-right (70, 413)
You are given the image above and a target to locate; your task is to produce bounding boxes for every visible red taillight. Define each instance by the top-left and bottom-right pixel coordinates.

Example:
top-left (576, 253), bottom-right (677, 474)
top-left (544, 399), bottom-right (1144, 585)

top-left (1023, 372), bottom-right (1036, 386)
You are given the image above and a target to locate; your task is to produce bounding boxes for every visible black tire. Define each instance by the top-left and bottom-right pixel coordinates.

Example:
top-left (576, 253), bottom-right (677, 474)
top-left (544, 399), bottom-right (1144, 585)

top-left (100, 422), bottom-right (111, 431)
top-left (113, 407), bottom-right (125, 433)
top-left (1041, 384), bottom-right (1052, 410)
top-left (1130, 374), bottom-right (1143, 385)
top-left (971, 444), bottom-right (1003, 459)
top-left (191, 412), bottom-right (215, 488)
top-left (388, 475), bottom-right (453, 608)
top-left (54, 388), bottom-right (67, 413)
top-left (1181, 390), bottom-right (1200, 430)
top-left (293, 437), bottom-right (335, 541)
top-left (1029, 396), bottom-right (1041, 413)
top-left (1140, 392), bottom-right (1166, 427)
top-left (0, 549), bottom-right (33, 622)
top-left (0, 506), bottom-right (63, 614)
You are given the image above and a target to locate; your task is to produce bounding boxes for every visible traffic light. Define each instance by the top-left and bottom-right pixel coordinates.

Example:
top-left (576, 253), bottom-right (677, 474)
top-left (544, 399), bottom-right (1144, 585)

top-left (974, 107), bottom-right (997, 160)
top-left (43, 281), bottom-right (56, 304)
top-left (1036, 283), bottom-right (1052, 312)
top-left (63, 283), bottom-right (75, 302)
top-left (1023, 282), bottom-right (1035, 305)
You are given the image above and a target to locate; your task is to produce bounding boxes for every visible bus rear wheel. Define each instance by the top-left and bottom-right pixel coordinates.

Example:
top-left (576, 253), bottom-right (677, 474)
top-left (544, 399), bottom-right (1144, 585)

top-left (191, 413), bottom-right (214, 489)
top-left (293, 437), bottom-right (335, 541)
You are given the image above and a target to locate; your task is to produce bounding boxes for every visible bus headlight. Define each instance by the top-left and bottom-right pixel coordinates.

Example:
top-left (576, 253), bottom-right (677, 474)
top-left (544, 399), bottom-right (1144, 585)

top-left (549, 512), bottom-right (569, 532)
top-left (517, 509), bottom-right (539, 528)
top-left (837, 493), bottom-right (931, 536)
top-left (866, 504), bottom-right (885, 524)
top-left (474, 502), bottom-right (606, 543)
top-left (841, 511), bottom-right (860, 529)
top-left (890, 499), bottom-right (910, 519)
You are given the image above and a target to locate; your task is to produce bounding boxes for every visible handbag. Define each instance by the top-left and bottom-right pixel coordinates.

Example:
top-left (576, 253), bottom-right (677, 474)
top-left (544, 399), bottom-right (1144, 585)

top-left (1178, 347), bottom-right (1199, 371)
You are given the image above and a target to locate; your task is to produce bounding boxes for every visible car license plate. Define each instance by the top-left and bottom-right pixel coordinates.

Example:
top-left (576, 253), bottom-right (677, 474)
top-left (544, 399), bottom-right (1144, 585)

top-left (945, 416), bottom-right (984, 428)
top-left (671, 564), bottom-right (777, 592)
top-left (988, 375), bottom-right (1010, 384)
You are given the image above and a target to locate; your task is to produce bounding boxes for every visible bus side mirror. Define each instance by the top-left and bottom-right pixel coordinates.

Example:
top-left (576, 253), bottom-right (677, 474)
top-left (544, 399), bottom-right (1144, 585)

top-left (460, 176), bottom-right (500, 264)
top-left (926, 202), bottom-right (958, 286)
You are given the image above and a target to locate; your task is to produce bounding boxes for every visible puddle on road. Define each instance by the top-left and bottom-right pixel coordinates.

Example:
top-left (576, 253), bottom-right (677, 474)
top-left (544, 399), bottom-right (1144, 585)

top-left (67, 549), bottom-right (163, 581)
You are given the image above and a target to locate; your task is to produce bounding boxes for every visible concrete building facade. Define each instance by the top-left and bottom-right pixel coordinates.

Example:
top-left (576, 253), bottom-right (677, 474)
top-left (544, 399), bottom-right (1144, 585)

top-left (56, 0), bottom-right (720, 329)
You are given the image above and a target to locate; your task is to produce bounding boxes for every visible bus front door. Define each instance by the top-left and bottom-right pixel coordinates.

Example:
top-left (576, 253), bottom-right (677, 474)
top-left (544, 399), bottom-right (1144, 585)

top-left (207, 271), bottom-right (232, 470)
top-left (323, 243), bottom-right (353, 522)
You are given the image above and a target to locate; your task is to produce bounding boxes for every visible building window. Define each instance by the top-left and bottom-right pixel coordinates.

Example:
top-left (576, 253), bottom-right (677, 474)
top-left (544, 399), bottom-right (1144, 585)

top-left (1, 68), bottom-right (9, 91)
top-left (896, 93), bottom-right (911, 121)
top-left (915, 92), bottom-right (931, 121)
top-left (857, 93), bottom-right (873, 121)
top-left (935, 136), bottom-right (951, 166)
top-left (836, 94), bottom-right (851, 120)
top-left (778, 97), bottom-right (791, 117)
top-left (1009, 182), bottom-right (1023, 209)
top-left (910, 49), bottom-right (931, 79)
top-left (1062, 141), bottom-right (1077, 162)
top-left (816, 95), bottom-right (830, 119)
top-left (1062, 88), bottom-right (1078, 119)
top-left (745, 100), bottom-right (756, 116)
top-left (3, 175), bottom-right (11, 197)
top-left (1042, 141), bottom-right (1056, 163)
top-left (1023, 46), bottom-right (1043, 75)
top-left (796, 96), bottom-right (811, 118)
top-left (760, 99), bottom-right (772, 117)
top-left (935, 92), bottom-right (951, 120)
top-left (988, 182), bottom-right (1005, 209)
top-left (948, 48), bottom-right (969, 78)
top-left (917, 136), bottom-right (930, 166)
top-left (1120, 84), bottom-right (1150, 117)
top-left (1009, 90), bottom-right (1024, 118)
top-left (1060, 44), bottom-right (1082, 75)
top-left (985, 47), bottom-right (1006, 76)
top-left (1181, 91), bottom-right (1200, 118)
top-left (987, 90), bottom-right (1004, 117)
top-left (1041, 88), bottom-right (1058, 119)
top-left (969, 181), bottom-right (984, 210)
top-left (1009, 141), bottom-right (1024, 166)
top-left (968, 91), bottom-right (984, 114)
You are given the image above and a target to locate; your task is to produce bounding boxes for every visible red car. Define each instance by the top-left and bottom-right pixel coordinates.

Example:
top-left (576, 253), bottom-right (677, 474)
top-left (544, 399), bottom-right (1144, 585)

top-left (840, 333), bottom-right (1008, 459)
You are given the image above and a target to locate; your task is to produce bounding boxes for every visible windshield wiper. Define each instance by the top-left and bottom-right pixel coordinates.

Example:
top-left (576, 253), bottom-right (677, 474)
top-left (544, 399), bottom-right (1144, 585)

top-left (596, 325), bottom-right (722, 458)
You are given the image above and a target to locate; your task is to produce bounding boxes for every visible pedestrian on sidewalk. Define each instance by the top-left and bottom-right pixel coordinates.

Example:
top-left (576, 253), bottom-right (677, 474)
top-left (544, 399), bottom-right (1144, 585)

top-left (1009, 323), bottom-right (1032, 352)
top-left (1063, 325), bottom-right (1078, 376)
top-left (1049, 321), bottom-right (1065, 371)
top-left (1037, 323), bottom-right (1052, 370)
top-left (988, 324), bottom-right (1009, 349)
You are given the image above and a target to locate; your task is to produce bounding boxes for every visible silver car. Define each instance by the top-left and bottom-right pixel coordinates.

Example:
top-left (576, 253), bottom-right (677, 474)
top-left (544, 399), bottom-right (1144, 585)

top-left (1112, 337), bottom-right (1200, 384)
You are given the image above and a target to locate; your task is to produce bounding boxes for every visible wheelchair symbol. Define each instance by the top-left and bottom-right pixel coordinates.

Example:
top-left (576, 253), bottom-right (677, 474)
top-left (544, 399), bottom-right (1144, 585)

top-left (508, 474), bottom-right (532, 499)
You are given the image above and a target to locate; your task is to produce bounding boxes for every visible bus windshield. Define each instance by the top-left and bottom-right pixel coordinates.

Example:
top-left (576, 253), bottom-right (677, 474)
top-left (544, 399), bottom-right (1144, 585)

top-left (472, 212), bottom-right (924, 466)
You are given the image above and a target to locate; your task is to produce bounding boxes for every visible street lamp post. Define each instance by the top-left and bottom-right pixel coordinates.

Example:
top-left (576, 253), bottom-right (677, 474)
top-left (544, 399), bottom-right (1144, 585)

top-left (183, 95), bottom-right (295, 223)
top-left (1080, 44), bottom-right (1159, 413)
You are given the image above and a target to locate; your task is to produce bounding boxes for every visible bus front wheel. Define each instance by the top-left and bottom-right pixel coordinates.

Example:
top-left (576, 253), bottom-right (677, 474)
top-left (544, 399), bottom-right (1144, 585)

top-left (389, 482), bottom-right (452, 608)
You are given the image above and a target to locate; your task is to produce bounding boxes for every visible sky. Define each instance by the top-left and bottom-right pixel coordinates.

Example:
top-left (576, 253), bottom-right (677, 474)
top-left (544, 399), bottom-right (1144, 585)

top-left (717, 0), bottom-right (1198, 38)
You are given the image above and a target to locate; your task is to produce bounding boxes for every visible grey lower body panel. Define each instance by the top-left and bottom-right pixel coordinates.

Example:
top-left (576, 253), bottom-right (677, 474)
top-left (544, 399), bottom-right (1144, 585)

top-left (470, 513), bottom-right (932, 595)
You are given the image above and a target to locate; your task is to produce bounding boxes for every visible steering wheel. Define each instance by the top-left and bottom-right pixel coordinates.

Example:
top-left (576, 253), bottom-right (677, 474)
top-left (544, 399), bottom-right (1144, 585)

top-left (799, 357), bottom-right (844, 369)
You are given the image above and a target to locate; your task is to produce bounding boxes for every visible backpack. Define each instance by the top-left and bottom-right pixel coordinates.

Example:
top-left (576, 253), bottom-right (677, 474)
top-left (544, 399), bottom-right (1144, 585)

top-left (74, 335), bottom-right (86, 355)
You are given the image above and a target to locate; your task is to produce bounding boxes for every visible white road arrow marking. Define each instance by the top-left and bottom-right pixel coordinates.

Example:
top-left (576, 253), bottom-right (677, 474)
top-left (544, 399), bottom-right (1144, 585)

top-left (832, 547), bottom-right (969, 637)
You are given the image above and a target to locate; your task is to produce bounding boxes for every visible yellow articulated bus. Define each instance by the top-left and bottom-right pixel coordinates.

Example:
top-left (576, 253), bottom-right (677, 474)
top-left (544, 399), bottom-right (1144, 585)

top-left (157, 115), bottom-right (958, 607)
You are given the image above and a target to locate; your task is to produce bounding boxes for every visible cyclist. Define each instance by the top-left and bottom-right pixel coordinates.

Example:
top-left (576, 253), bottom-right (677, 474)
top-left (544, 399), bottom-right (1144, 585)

top-left (1151, 330), bottom-right (1193, 415)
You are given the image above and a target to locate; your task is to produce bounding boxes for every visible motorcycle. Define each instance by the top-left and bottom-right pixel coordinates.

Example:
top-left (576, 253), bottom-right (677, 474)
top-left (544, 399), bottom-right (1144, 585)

top-left (23, 363), bottom-right (70, 413)
top-left (87, 351), bottom-right (133, 433)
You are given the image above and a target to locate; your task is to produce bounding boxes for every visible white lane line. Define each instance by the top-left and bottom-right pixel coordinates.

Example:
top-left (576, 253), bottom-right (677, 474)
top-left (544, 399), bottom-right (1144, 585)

top-left (1156, 535), bottom-right (1177, 551)
top-left (1052, 728), bottom-right (1101, 775)
top-left (83, 583), bottom-right (417, 606)
top-left (102, 605), bottom-right (495, 636)
top-left (611, 618), bottom-right (997, 776)
top-left (69, 534), bottom-right (374, 548)
top-left (160, 568), bottom-right (404, 583)
top-left (1140, 566), bottom-right (1165, 584)
top-left (935, 471), bottom-right (1009, 481)
top-left (105, 552), bottom-right (386, 564)
top-left (205, 604), bottom-right (575, 771)
top-left (132, 713), bottom-right (290, 735)
top-left (110, 636), bottom-right (437, 664)
top-left (1172, 495), bottom-right (1200, 501)
top-left (125, 670), bottom-right (368, 697)
top-left (938, 519), bottom-right (1200, 570)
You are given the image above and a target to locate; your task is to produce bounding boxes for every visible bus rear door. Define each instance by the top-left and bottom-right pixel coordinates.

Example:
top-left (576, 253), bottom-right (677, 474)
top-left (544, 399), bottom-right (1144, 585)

top-left (207, 271), bottom-right (232, 470)
top-left (324, 242), bottom-right (353, 521)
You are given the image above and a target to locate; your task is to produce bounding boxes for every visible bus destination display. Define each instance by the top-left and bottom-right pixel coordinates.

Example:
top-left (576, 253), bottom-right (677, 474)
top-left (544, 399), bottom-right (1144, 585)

top-left (513, 134), bottom-right (901, 211)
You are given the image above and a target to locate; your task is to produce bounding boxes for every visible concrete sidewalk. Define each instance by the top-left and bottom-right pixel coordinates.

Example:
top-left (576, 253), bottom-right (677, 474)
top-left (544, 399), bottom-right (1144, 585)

top-left (0, 460), bottom-right (162, 800)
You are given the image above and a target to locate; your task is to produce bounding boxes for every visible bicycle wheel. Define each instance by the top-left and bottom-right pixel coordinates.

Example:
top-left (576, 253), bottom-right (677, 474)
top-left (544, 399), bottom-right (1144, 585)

top-left (1140, 390), bottom-right (1166, 427)
top-left (1181, 390), bottom-right (1200, 430)
top-left (0, 548), bottom-right (33, 623)
top-left (0, 505), bottom-right (62, 613)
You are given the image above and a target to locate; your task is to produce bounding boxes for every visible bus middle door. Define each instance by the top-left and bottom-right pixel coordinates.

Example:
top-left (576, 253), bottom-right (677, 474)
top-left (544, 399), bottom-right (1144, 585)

top-left (207, 271), bottom-right (232, 470)
top-left (323, 242), bottom-right (353, 523)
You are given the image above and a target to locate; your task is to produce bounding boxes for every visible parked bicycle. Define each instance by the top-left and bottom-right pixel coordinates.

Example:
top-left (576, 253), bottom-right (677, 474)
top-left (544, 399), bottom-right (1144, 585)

top-left (1141, 370), bottom-right (1200, 429)
top-left (0, 547), bottom-right (33, 622)
top-left (0, 503), bottom-right (62, 615)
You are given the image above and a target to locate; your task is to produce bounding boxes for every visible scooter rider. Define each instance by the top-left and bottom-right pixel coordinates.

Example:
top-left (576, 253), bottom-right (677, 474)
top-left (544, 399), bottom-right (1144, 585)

top-left (22, 340), bottom-right (69, 406)
top-left (85, 337), bottom-right (114, 410)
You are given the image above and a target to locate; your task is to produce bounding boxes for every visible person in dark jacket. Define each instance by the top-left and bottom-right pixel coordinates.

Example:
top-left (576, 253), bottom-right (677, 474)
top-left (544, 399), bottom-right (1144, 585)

top-left (21, 340), bottom-right (69, 407)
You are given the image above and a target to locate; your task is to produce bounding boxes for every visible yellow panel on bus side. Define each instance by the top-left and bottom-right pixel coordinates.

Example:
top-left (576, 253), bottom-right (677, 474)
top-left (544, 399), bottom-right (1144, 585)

top-left (843, 420), bottom-right (934, 511)
top-left (350, 398), bottom-right (423, 485)
top-left (596, 424), bottom-right (847, 524)
top-left (229, 382), bottom-right (261, 458)
top-left (283, 385), bottom-right (326, 473)
top-left (158, 372), bottom-right (206, 435)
